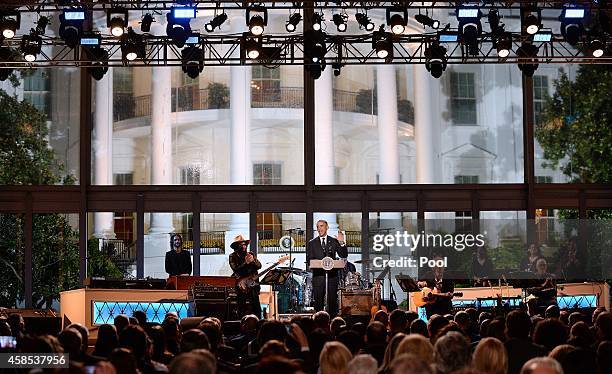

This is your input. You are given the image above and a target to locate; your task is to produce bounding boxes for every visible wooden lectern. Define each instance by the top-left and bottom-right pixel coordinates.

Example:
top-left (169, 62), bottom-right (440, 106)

top-left (310, 257), bottom-right (347, 312)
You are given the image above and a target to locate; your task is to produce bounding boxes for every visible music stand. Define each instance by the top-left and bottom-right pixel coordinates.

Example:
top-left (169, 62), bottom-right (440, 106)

top-left (310, 258), bottom-right (347, 312)
top-left (395, 273), bottom-right (420, 293)
top-left (261, 268), bottom-right (292, 319)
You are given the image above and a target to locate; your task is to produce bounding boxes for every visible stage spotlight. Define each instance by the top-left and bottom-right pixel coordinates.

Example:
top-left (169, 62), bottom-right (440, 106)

top-left (304, 30), bottom-right (327, 79)
top-left (487, 9), bottom-right (503, 34)
top-left (387, 7), bottom-right (407, 35)
top-left (495, 33), bottom-right (512, 58)
top-left (59, 9), bottom-right (85, 49)
top-left (0, 13), bottom-right (20, 39)
top-left (356, 13), bottom-right (375, 31)
top-left (312, 13), bottom-right (323, 31)
top-left (247, 7), bottom-right (267, 36)
top-left (86, 46), bottom-right (109, 81)
top-left (121, 29), bottom-right (145, 62)
top-left (167, 9), bottom-right (195, 48)
top-left (21, 32), bottom-right (42, 62)
top-left (36, 16), bottom-right (50, 35)
top-left (0, 47), bottom-right (15, 81)
top-left (332, 62), bottom-right (342, 76)
top-left (516, 42), bottom-right (539, 77)
top-left (425, 41), bottom-right (447, 78)
top-left (590, 38), bottom-right (605, 57)
top-left (205, 13), bottom-right (227, 32)
top-left (457, 5), bottom-right (481, 56)
top-left (560, 6), bottom-right (584, 45)
top-left (524, 13), bottom-right (541, 35)
top-left (107, 8), bottom-right (128, 37)
top-left (332, 13), bottom-right (348, 32)
top-left (181, 46), bottom-right (204, 79)
top-left (140, 14), bottom-right (154, 33)
top-left (415, 14), bottom-right (440, 29)
top-left (243, 37), bottom-right (262, 59)
top-left (286, 13), bottom-right (302, 32)
top-left (373, 29), bottom-right (393, 61)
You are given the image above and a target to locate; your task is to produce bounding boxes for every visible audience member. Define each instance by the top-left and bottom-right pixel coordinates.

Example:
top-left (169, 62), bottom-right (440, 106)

top-left (533, 318), bottom-right (569, 352)
top-left (133, 310), bottom-right (148, 327)
top-left (319, 341), bottom-right (352, 374)
top-left (433, 331), bottom-right (472, 374)
top-left (93, 324), bottom-right (119, 358)
top-left (379, 333), bottom-right (406, 374)
top-left (409, 318), bottom-right (429, 338)
top-left (505, 310), bottom-right (547, 374)
top-left (168, 352), bottom-right (215, 374)
top-left (114, 314), bottom-right (130, 334)
top-left (337, 329), bottom-right (362, 355)
top-left (473, 337), bottom-right (507, 374)
top-left (388, 310), bottom-right (407, 336)
top-left (395, 334), bottom-right (434, 365)
top-left (361, 321), bottom-right (387, 366)
top-left (109, 348), bottom-right (139, 374)
top-left (313, 311), bottom-right (331, 333)
top-left (520, 357), bottom-right (563, 374)
top-left (180, 329), bottom-right (210, 353)
top-left (347, 354), bottom-right (377, 374)
top-left (388, 353), bottom-right (433, 374)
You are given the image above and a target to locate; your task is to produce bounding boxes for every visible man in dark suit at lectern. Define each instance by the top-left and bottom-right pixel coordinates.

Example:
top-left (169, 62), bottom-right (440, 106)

top-left (306, 219), bottom-right (348, 316)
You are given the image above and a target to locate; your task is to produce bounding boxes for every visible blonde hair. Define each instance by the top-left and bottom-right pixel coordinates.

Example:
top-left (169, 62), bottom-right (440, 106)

top-left (395, 334), bottom-right (434, 365)
top-left (320, 341), bottom-right (352, 374)
top-left (473, 337), bottom-right (508, 374)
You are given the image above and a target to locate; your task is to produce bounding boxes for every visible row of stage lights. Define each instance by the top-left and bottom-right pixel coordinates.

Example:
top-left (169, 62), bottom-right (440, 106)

top-left (0, 4), bottom-right (610, 81)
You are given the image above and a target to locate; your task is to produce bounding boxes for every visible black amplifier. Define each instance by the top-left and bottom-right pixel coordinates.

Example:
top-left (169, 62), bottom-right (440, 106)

top-left (188, 284), bottom-right (234, 301)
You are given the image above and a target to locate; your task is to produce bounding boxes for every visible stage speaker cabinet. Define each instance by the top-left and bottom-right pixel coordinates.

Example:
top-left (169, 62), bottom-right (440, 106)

top-left (339, 290), bottom-right (374, 316)
top-left (190, 300), bottom-right (229, 321)
top-left (0, 309), bottom-right (61, 336)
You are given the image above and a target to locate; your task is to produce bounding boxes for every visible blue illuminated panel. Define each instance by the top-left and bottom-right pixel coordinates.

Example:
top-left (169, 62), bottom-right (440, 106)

top-left (92, 301), bottom-right (190, 325)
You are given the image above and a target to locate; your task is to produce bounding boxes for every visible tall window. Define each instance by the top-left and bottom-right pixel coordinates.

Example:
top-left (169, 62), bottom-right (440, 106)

top-left (454, 175), bottom-right (478, 232)
top-left (113, 69), bottom-right (134, 121)
top-left (450, 72), bottom-right (477, 125)
top-left (23, 70), bottom-right (51, 118)
top-left (533, 75), bottom-right (549, 125)
top-left (253, 163), bottom-right (282, 185)
top-left (251, 66), bottom-right (281, 105)
top-left (535, 175), bottom-right (553, 184)
top-left (180, 165), bottom-right (201, 185)
top-left (114, 173), bottom-right (133, 185)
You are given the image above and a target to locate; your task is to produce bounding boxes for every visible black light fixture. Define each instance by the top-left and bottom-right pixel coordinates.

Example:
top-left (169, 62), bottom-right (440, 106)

top-left (524, 11), bottom-right (541, 35)
top-left (495, 32), bottom-right (512, 58)
top-left (121, 28), bottom-right (145, 62)
top-left (140, 14), bottom-right (154, 33)
top-left (332, 13), bottom-right (348, 32)
top-left (387, 7), bottom-right (408, 35)
top-left (373, 28), bottom-right (393, 62)
top-left (415, 13), bottom-right (440, 29)
top-left (21, 32), bottom-right (42, 62)
top-left (35, 16), bottom-right (50, 35)
top-left (487, 9), bottom-right (503, 34)
top-left (312, 13), bottom-right (324, 31)
top-left (59, 8), bottom-right (86, 49)
top-left (167, 8), bottom-right (195, 48)
top-left (0, 12), bottom-right (20, 39)
top-left (181, 46), bottom-right (204, 79)
top-left (457, 5), bottom-right (482, 56)
top-left (589, 37), bottom-right (605, 57)
top-left (0, 47), bottom-right (15, 81)
top-left (425, 41), bottom-right (447, 78)
top-left (247, 6), bottom-right (267, 36)
top-left (286, 12), bottom-right (302, 32)
top-left (304, 30), bottom-right (327, 79)
top-left (516, 42), bottom-right (539, 77)
top-left (205, 13), bottom-right (227, 32)
top-left (242, 35), bottom-right (262, 59)
top-left (86, 46), bottom-right (109, 80)
top-left (356, 12), bottom-right (375, 31)
top-left (107, 8), bottom-right (128, 37)
top-left (560, 6), bottom-right (585, 45)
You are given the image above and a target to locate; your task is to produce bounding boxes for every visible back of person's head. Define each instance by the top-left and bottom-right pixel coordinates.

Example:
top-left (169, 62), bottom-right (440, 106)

top-left (314, 311), bottom-right (331, 331)
top-left (197, 319), bottom-right (221, 353)
top-left (109, 347), bottom-right (138, 374)
top-left (520, 357), bottom-right (563, 374)
top-left (487, 318), bottom-right (507, 343)
top-left (405, 311), bottom-right (419, 327)
top-left (560, 311), bottom-right (570, 326)
top-left (389, 309), bottom-right (408, 332)
top-left (380, 333), bottom-right (406, 371)
top-left (95, 324), bottom-right (119, 357)
top-left (433, 331), bottom-right (471, 374)
top-left (257, 320), bottom-right (288, 347)
top-left (410, 318), bottom-right (429, 337)
top-left (473, 337), bottom-right (508, 374)
top-left (374, 310), bottom-right (389, 327)
top-left (309, 328), bottom-right (331, 364)
top-left (169, 351), bottom-right (216, 374)
top-left (259, 339), bottom-right (289, 359)
top-left (568, 312), bottom-right (583, 326)
top-left (389, 353), bottom-right (433, 374)
top-left (336, 329), bottom-right (362, 355)
top-left (592, 307), bottom-right (606, 325)
top-left (351, 322), bottom-right (366, 338)
top-left (365, 321), bottom-right (387, 346)
top-left (347, 354), bottom-right (377, 374)
top-left (479, 311), bottom-right (493, 325)
top-left (595, 311), bottom-right (612, 341)
top-left (319, 341), bottom-right (352, 374)
top-left (148, 325), bottom-right (167, 356)
top-left (256, 356), bottom-right (303, 374)
top-left (569, 321), bottom-right (594, 347)
top-left (330, 317), bottom-right (346, 336)
top-left (454, 311), bottom-right (471, 333)
top-left (545, 305), bottom-right (561, 319)
top-left (480, 319), bottom-right (491, 338)
top-left (119, 324), bottom-right (149, 360)
top-left (395, 333), bottom-right (434, 365)
top-left (562, 347), bottom-right (597, 374)
top-left (133, 310), bottom-right (147, 327)
top-left (597, 341), bottom-right (612, 374)
top-left (506, 310), bottom-right (532, 340)
top-left (242, 314), bottom-right (259, 332)
top-left (548, 344), bottom-right (575, 363)
top-left (67, 323), bottom-right (88, 354)
top-left (58, 328), bottom-right (82, 358)
top-left (129, 317), bottom-right (139, 325)
top-left (533, 318), bottom-right (569, 352)
top-left (181, 329), bottom-right (210, 353)
top-left (114, 314), bottom-right (130, 333)
top-left (428, 314), bottom-right (449, 340)
top-left (162, 316), bottom-right (180, 338)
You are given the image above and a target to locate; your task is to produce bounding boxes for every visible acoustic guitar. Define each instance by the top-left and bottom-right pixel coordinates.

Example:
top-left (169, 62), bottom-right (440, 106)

top-left (411, 287), bottom-right (463, 308)
top-left (236, 255), bottom-right (289, 292)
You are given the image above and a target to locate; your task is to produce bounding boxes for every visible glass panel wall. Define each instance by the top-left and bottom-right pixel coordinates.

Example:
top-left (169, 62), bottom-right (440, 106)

top-left (87, 211), bottom-right (137, 279)
top-left (0, 214), bottom-right (24, 308)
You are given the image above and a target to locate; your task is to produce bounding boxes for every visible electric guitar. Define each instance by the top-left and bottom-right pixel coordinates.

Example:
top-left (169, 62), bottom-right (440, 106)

top-left (236, 255), bottom-right (289, 292)
top-left (412, 287), bottom-right (463, 308)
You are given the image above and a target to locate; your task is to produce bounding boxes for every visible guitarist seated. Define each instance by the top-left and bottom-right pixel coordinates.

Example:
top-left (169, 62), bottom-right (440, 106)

top-left (229, 235), bottom-right (262, 318)
top-left (416, 255), bottom-right (455, 319)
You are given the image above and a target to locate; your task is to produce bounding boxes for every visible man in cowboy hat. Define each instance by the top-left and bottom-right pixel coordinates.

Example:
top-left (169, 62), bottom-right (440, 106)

top-left (229, 235), bottom-right (262, 318)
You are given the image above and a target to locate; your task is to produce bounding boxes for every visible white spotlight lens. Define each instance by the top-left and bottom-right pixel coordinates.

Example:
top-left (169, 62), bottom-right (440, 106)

top-left (593, 48), bottom-right (603, 57)
top-left (366, 22), bottom-right (375, 31)
top-left (248, 49), bottom-right (259, 59)
top-left (251, 25), bottom-right (263, 35)
top-left (377, 49), bottom-right (389, 59)
top-left (286, 23), bottom-right (295, 32)
top-left (338, 23), bottom-right (347, 32)
top-left (498, 49), bottom-right (510, 58)
top-left (24, 53), bottom-right (36, 62)
top-left (527, 24), bottom-right (539, 35)
top-left (3, 29), bottom-right (15, 38)
top-left (313, 22), bottom-right (321, 31)
top-left (391, 24), bottom-right (405, 35)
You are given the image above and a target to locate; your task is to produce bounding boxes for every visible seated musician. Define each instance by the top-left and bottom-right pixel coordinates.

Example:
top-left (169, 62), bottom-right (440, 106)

top-left (526, 257), bottom-right (558, 316)
top-left (417, 254), bottom-right (455, 319)
top-left (229, 235), bottom-right (262, 318)
top-left (472, 246), bottom-right (494, 287)
top-left (520, 243), bottom-right (544, 272)
top-left (165, 233), bottom-right (192, 277)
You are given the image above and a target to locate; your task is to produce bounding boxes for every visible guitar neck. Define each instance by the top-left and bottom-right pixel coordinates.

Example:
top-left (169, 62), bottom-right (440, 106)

top-left (255, 262), bottom-right (279, 278)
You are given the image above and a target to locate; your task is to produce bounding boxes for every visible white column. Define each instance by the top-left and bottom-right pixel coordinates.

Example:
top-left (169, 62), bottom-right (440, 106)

top-left (413, 65), bottom-right (436, 184)
top-left (93, 69), bottom-right (115, 239)
top-left (314, 67), bottom-right (338, 232)
top-left (376, 64), bottom-right (400, 184)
